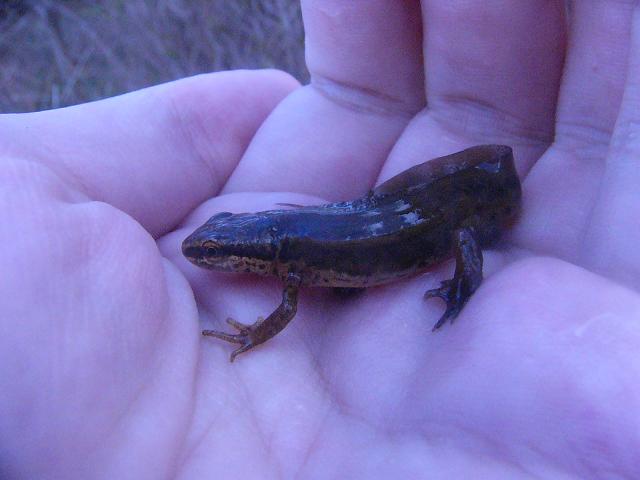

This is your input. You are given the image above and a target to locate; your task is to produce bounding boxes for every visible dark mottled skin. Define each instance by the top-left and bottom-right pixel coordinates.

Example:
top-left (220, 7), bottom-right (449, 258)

top-left (182, 145), bottom-right (522, 361)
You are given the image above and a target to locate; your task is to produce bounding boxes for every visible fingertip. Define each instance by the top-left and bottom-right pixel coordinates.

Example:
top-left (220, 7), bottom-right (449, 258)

top-left (164, 69), bottom-right (300, 117)
top-left (251, 68), bottom-right (302, 92)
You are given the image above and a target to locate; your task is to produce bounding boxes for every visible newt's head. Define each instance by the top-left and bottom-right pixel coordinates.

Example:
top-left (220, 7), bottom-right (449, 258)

top-left (182, 211), bottom-right (278, 274)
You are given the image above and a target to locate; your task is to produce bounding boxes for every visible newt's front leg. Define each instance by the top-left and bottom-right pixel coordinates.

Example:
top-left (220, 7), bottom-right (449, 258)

top-left (203, 273), bottom-right (302, 362)
top-left (424, 227), bottom-right (483, 330)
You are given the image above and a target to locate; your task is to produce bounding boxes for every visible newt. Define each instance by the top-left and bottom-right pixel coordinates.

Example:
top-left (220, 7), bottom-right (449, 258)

top-left (182, 145), bottom-right (522, 361)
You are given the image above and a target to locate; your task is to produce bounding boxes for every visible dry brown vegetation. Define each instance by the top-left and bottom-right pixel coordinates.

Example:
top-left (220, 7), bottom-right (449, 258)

top-left (0, 0), bottom-right (306, 112)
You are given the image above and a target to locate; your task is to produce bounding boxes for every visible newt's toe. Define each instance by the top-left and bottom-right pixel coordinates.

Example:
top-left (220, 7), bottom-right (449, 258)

top-left (425, 280), bottom-right (465, 331)
top-left (203, 317), bottom-right (258, 362)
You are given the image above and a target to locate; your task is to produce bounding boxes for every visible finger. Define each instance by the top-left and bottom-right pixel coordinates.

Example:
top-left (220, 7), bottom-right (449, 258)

top-left (555, 0), bottom-right (636, 155)
top-left (582, 4), bottom-right (640, 287)
top-left (0, 70), bottom-right (298, 237)
top-left (512, 1), bottom-right (636, 261)
top-left (381, 0), bottom-right (566, 181)
top-left (223, 0), bottom-right (425, 200)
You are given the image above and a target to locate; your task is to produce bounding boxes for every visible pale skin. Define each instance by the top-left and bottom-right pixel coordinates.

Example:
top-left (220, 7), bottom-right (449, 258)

top-left (1, 1), bottom-right (639, 478)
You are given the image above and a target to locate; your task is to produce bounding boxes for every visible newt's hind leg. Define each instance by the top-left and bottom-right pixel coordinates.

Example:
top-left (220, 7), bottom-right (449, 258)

top-left (203, 273), bottom-right (301, 362)
top-left (424, 227), bottom-right (483, 331)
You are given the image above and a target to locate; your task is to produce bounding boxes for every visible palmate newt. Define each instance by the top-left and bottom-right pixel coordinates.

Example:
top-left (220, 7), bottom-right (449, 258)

top-left (182, 145), bottom-right (522, 361)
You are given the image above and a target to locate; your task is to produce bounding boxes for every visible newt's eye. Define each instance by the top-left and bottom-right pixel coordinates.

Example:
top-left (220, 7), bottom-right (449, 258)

top-left (203, 243), bottom-right (219, 256)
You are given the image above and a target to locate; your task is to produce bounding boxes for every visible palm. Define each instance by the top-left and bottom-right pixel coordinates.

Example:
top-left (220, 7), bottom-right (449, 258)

top-left (2, 2), bottom-right (640, 479)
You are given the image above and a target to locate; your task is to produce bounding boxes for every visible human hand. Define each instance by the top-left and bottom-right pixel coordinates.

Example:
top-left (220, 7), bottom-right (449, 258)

top-left (2, 2), bottom-right (639, 479)
top-left (189, 0), bottom-right (640, 478)
top-left (0, 70), bottom-right (298, 478)
top-left (180, 1), bottom-right (640, 478)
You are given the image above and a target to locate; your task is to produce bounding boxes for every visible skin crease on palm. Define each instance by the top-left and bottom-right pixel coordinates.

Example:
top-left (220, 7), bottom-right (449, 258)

top-left (1, 0), bottom-right (640, 478)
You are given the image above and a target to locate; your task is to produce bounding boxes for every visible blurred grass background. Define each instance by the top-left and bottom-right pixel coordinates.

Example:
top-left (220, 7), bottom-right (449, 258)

top-left (0, 0), bottom-right (306, 112)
